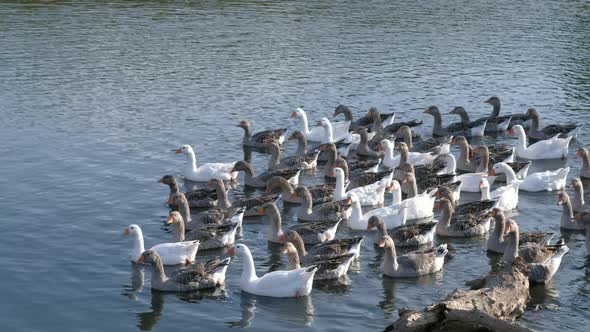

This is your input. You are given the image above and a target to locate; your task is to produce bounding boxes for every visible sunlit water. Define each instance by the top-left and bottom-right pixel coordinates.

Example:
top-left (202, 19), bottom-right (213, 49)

top-left (1, 1), bottom-right (589, 331)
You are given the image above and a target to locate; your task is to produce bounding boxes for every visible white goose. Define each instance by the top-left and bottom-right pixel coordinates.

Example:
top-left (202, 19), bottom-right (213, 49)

top-left (228, 244), bottom-right (317, 298)
top-left (479, 178), bottom-right (519, 211)
top-left (123, 224), bottom-right (199, 265)
top-left (317, 117), bottom-right (374, 146)
top-left (332, 167), bottom-right (392, 206)
top-left (291, 107), bottom-right (350, 142)
top-left (348, 193), bottom-right (409, 230)
top-left (380, 139), bottom-right (437, 168)
top-left (489, 162), bottom-right (569, 192)
top-left (509, 125), bottom-right (572, 160)
top-left (384, 180), bottom-right (436, 220)
top-left (444, 154), bottom-right (497, 192)
top-left (175, 145), bottom-right (238, 182)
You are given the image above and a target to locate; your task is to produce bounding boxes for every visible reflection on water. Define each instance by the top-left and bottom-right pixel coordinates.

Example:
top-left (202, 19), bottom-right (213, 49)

top-left (122, 263), bottom-right (145, 301)
top-left (226, 292), bottom-right (315, 328)
top-left (136, 288), bottom-right (228, 331)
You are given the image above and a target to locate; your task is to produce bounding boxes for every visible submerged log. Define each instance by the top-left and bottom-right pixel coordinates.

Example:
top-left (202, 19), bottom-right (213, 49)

top-left (385, 257), bottom-right (532, 332)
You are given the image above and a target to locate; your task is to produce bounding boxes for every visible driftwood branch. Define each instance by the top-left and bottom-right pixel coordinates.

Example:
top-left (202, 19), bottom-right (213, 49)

top-left (385, 258), bottom-right (533, 332)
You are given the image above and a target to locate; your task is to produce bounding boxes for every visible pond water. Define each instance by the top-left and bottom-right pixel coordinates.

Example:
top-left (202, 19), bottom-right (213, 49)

top-left (1, 0), bottom-right (589, 331)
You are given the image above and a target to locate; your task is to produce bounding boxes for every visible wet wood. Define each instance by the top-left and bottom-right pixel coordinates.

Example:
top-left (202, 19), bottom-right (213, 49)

top-left (384, 258), bottom-right (533, 332)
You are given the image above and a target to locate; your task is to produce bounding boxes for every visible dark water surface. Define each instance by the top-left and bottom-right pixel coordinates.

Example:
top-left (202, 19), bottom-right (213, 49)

top-left (1, 1), bottom-right (589, 331)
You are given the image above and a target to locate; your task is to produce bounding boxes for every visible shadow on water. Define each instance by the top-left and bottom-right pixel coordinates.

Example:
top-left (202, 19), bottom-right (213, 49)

top-left (225, 292), bottom-right (315, 328)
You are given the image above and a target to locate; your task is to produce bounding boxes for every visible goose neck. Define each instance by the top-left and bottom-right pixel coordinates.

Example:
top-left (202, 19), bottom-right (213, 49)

top-left (334, 173), bottom-right (347, 200)
top-left (172, 219), bottom-right (185, 242)
top-left (286, 251), bottom-right (301, 270)
top-left (384, 243), bottom-right (399, 272)
top-left (131, 230), bottom-right (145, 261)
top-left (240, 248), bottom-right (258, 282)
top-left (150, 258), bottom-right (168, 284)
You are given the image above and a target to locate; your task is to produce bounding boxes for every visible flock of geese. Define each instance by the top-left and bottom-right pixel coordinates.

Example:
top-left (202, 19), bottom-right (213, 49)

top-left (124, 96), bottom-right (590, 299)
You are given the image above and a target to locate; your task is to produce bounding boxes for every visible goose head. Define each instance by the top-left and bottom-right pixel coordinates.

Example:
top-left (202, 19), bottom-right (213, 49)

top-left (395, 141), bottom-right (408, 152)
top-left (165, 211), bottom-right (184, 226)
top-left (332, 167), bottom-right (345, 180)
top-left (423, 106), bottom-right (440, 117)
top-left (386, 179), bottom-right (400, 193)
top-left (525, 108), bottom-right (540, 120)
top-left (136, 249), bottom-right (161, 265)
top-left (175, 144), bottom-right (193, 155)
top-left (401, 171), bottom-right (416, 185)
top-left (230, 160), bottom-right (252, 174)
top-left (227, 243), bottom-right (250, 257)
top-left (291, 186), bottom-right (311, 201)
top-left (367, 216), bottom-right (385, 231)
top-left (158, 174), bottom-right (176, 185)
top-left (376, 139), bottom-right (392, 152)
top-left (394, 125), bottom-right (412, 138)
top-left (507, 124), bottom-right (525, 137)
top-left (450, 136), bottom-right (468, 147)
top-left (320, 143), bottom-right (337, 152)
top-left (576, 147), bottom-right (588, 159)
top-left (488, 162), bottom-right (506, 176)
top-left (434, 186), bottom-right (453, 200)
top-left (488, 207), bottom-right (505, 220)
top-left (123, 224), bottom-right (142, 237)
top-left (317, 117), bottom-right (331, 128)
top-left (282, 242), bottom-right (298, 255)
top-left (288, 130), bottom-right (305, 141)
top-left (237, 120), bottom-right (252, 130)
top-left (377, 235), bottom-right (394, 249)
top-left (333, 105), bottom-right (352, 118)
top-left (503, 219), bottom-right (519, 235)
top-left (367, 107), bottom-right (380, 120)
top-left (291, 107), bottom-right (305, 119)
top-left (434, 197), bottom-right (454, 214)
top-left (449, 106), bottom-right (467, 116)
top-left (483, 96), bottom-right (500, 108)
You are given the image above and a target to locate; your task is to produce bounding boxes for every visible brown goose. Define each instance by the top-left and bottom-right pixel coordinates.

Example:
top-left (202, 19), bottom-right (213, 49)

top-left (423, 106), bottom-right (477, 137)
top-left (400, 163), bottom-right (456, 195)
top-left (367, 216), bottom-right (436, 247)
top-left (168, 195), bottom-right (245, 231)
top-left (166, 211), bottom-right (240, 250)
top-left (525, 108), bottom-right (578, 143)
top-left (501, 219), bottom-right (567, 264)
top-left (353, 127), bottom-right (382, 159)
top-left (394, 125), bottom-right (451, 154)
top-left (266, 141), bottom-right (320, 171)
top-left (288, 130), bottom-right (309, 156)
top-left (159, 175), bottom-right (217, 208)
top-left (255, 202), bottom-right (287, 243)
top-left (293, 186), bottom-right (351, 222)
top-left (434, 198), bottom-right (491, 237)
top-left (207, 178), bottom-right (279, 217)
top-left (266, 176), bottom-right (333, 204)
top-left (287, 230), bottom-right (364, 264)
top-left (435, 186), bottom-right (495, 216)
top-left (238, 120), bottom-right (287, 148)
top-left (231, 160), bottom-right (300, 188)
top-left (486, 208), bottom-right (554, 254)
top-left (334, 105), bottom-right (394, 130)
top-left (283, 242), bottom-right (355, 280)
top-left (483, 96), bottom-right (530, 131)
top-left (558, 191), bottom-right (583, 230)
top-left (136, 250), bottom-right (230, 291)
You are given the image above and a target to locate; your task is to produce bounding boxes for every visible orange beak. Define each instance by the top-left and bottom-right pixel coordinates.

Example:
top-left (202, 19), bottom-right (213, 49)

top-left (488, 169), bottom-right (496, 176)
top-left (265, 187), bottom-right (272, 194)
top-left (328, 170), bottom-right (334, 177)
top-left (450, 138), bottom-right (457, 144)
top-left (332, 112), bottom-right (337, 118)
top-left (278, 233), bottom-right (287, 243)
top-left (227, 247), bottom-right (235, 255)
top-left (376, 143), bottom-right (382, 151)
top-left (136, 256), bottom-right (145, 264)
top-left (166, 197), bottom-right (174, 205)
top-left (576, 150), bottom-right (581, 157)
top-left (378, 240), bottom-right (386, 248)
top-left (316, 120), bottom-right (322, 126)
top-left (320, 145), bottom-right (327, 151)
top-left (504, 224), bottom-right (511, 234)
top-left (165, 216), bottom-right (174, 225)
top-left (174, 148), bottom-right (182, 154)
top-left (434, 202), bottom-right (440, 209)
top-left (123, 228), bottom-right (130, 236)
top-left (346, 197), bottom-right (352, 204)
top-left (367, 224), bottom-right (374, 230)
top-left (158, 178), bottom-right (164, 183)
top-left (508, 128), bottom-right (514, 135)
top-left (291, 192), bottom-right (298, 199)
top-left (256, 208), bottom-right (265, 215)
